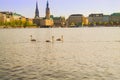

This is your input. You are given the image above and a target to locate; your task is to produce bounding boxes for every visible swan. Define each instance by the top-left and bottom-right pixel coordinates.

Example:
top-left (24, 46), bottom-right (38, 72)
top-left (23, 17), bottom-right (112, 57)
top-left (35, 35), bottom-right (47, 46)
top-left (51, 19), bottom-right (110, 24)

top-left (45, 40), bottom-right (51, 42)
top-left (56, 35), bottom-right (63, 42)
top-left (46, 36), bottom-right (54, 43)
top-left (30, 35), bottom-right (36, 41)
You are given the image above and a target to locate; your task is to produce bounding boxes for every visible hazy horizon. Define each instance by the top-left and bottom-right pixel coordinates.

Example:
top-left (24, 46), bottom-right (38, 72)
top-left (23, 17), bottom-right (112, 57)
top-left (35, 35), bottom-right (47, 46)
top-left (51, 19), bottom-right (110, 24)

top-left (0, 0), bottom-right (120, 18)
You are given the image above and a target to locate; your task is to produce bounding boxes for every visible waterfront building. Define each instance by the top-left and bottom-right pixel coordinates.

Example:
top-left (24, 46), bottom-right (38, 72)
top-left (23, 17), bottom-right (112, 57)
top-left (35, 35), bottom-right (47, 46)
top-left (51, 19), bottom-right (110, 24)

top-left (103, 15), bottom-right (110, 23)
top-left (52, 16), bottom-right (66, 27)
top-left (102, 15), bottom-right (110, 26)
top-left (0, 12), bottom-right (6, 23)
top-left (26, 18), bottom-right (33, 25)
top-left (0, 11), bottom-right (24, 27)
top-left (0, 11), bottom-right (34, 28)
top-left (20, 17), bottom-right (26, 23)
top-left (0, 12), bottom-right (13, 23)
top-left (88, 13), bottom-right (104, 26)
top-left (110, 13), bottom-right (120, 25)
top-left (82, 17), bottom-right (88, 26)
top-left (0, 11), bottom-right (25, 22)
top-left (0, 13), bottom-right (6, 27)
top-left (67, 14), bottom-right (84, 27)
top-left (12, 13), bottom-right (23, 20)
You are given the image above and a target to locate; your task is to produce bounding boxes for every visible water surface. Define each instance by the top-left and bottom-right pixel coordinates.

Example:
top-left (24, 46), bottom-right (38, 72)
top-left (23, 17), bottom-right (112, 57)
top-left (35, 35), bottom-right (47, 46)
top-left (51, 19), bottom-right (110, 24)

top-left (0, 27), bottom-right (120, 80)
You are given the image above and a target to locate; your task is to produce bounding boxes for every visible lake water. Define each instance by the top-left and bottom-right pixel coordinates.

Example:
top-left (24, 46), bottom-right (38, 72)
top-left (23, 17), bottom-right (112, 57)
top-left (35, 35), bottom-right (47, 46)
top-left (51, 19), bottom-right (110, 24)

top-left (0, 27), bottom-right (120, 80)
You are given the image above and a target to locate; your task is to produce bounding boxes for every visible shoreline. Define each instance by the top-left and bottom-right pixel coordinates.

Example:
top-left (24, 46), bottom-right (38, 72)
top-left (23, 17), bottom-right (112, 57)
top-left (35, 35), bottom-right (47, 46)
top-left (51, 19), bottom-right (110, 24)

top-left (0, 26), bottom-right (120, 29)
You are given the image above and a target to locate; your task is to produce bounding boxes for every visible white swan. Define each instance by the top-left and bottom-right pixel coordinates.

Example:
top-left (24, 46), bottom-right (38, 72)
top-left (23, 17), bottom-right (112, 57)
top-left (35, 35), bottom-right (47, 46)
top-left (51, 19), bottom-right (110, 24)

top-left (30, 35), bottom-right (36, 41)
top-left (56, 35), bottom-right (63, 42)
top-left (45, 40), bottom-right (51, 42)
top-left (46, 36), bottom-right (54, 43)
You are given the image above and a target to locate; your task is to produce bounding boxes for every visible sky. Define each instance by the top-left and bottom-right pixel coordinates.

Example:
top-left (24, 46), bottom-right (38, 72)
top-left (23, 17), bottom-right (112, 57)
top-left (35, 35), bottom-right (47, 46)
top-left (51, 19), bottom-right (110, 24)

top-left (0, 0), bottom-right (120, 18)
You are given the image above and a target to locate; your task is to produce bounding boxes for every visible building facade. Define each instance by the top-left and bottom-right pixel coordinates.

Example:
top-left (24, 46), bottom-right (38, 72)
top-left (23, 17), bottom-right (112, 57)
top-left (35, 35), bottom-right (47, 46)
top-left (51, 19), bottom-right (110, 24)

top-left (0, 12), bottom-right (5, 23)
top-left (0, 11), bottom-right (34, 28)
top-left (0, 12), bottom-right (13, 23)
top-left (82, 17), bottom-right (88, 26)
top-left (67, 14), bottom-right (84, 27)
top-left (88, 13), bottom-right (120, 26)
top-left (110, 13), bottom-right (120, 25)
top-left (88, 13), bottom-right (104, 26)
top-left (52, 16), bottom-right (66, 27)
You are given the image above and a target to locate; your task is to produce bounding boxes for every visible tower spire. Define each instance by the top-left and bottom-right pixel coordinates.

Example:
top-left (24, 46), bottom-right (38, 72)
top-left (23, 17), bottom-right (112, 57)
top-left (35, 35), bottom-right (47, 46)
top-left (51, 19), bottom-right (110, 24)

top-left (46, 0), bottom-right (50, 19)
top-left (35, 1), bottom-right (39, 18)
top-left (47, 0), bottom-right (49, 8)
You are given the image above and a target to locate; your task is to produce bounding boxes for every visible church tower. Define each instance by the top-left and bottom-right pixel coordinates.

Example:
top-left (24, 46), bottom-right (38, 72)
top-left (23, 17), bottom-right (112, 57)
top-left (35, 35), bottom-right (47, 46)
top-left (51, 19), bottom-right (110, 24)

top-left (35, 1), bottom-right (39, 18)
top-left (46, 0), bottom-right (50, 19)
top-left (33, 1), bottom-right (40, 27)
top-left (39, 0), bottom-right (54, 27)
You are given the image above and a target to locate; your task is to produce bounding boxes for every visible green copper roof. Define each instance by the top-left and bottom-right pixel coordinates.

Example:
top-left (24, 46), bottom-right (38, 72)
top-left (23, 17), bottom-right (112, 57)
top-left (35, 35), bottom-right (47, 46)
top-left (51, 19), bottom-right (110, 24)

top-left (43, 17), bottom-right (53, 20)
top-left (111, 13), bottom-right (120, 16)
top-left (53, 17), bottom-right (61, 20)
top-left (13, 13), bottom-right (22, 16)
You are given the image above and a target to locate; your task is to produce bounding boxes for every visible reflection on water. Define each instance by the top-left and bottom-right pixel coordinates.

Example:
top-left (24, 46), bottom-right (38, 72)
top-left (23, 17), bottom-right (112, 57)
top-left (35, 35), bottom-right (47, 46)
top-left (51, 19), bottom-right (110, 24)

top-left (0, 27), bottom-right (120, 80)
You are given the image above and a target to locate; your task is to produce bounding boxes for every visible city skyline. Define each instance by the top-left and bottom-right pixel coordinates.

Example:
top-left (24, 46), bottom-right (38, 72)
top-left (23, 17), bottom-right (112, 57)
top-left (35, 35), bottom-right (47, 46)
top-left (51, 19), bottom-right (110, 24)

top-left (0, 0), bottom-right (120, 18)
